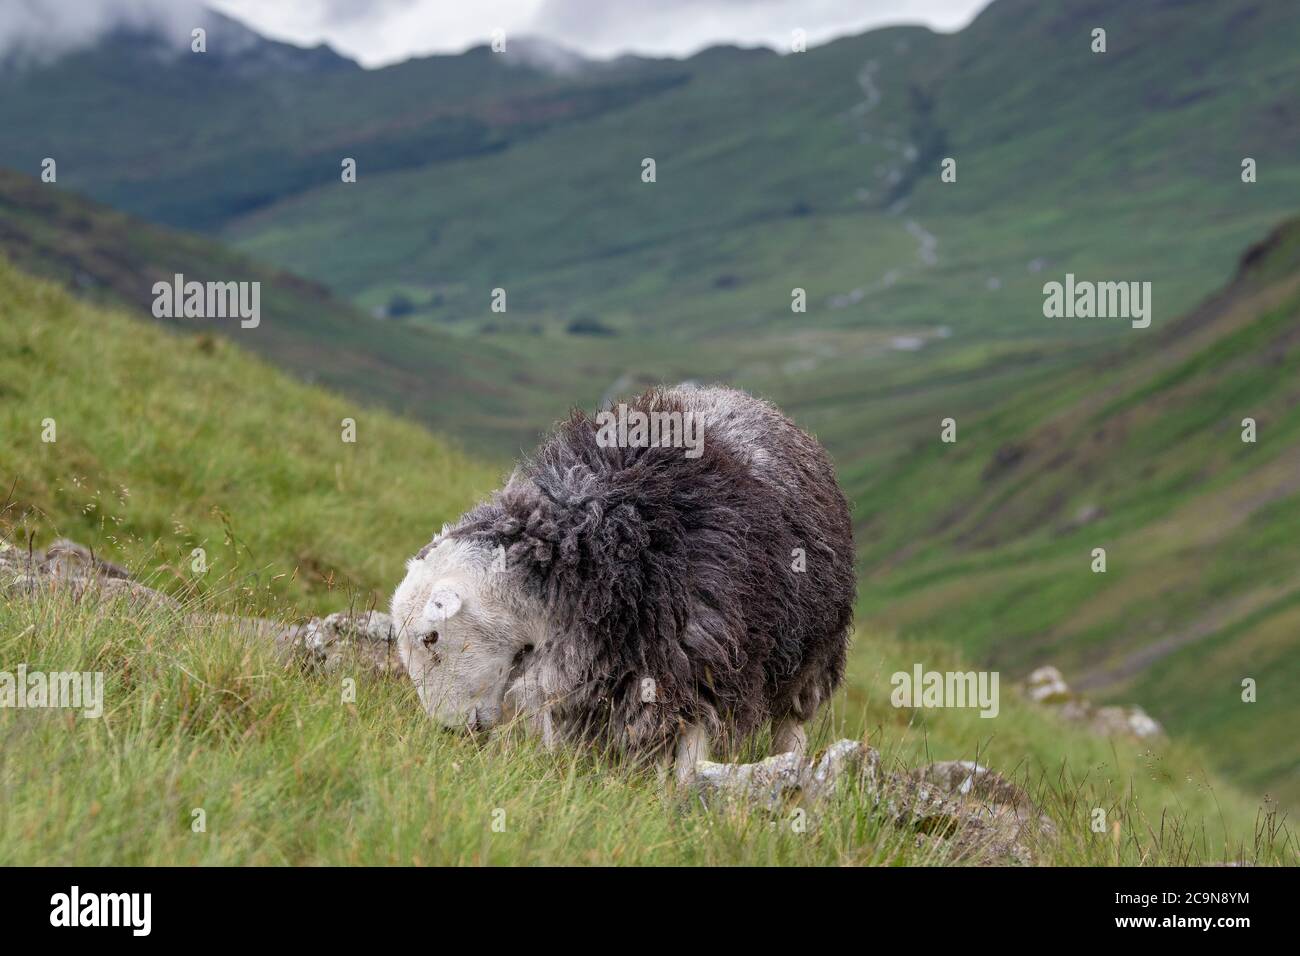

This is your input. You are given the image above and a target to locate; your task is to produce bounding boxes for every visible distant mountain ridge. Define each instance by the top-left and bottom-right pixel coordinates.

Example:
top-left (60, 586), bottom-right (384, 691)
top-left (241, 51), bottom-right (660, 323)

top-left (0, 8), bottom-right (694, 229)
top-left (0, 7), bottom-right (356, 76)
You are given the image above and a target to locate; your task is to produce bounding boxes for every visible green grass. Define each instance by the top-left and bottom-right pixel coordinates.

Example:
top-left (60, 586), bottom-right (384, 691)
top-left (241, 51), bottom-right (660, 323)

top-left (0, 168), bottom-right (570, 460)
top-left (1, 586), bottom-right (1292, 866)
top-left (0, 255), bottom-right (499, 615)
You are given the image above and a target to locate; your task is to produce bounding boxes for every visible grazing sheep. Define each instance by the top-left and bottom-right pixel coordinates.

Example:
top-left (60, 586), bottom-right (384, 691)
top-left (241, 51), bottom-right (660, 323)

top-left (391, 384), bottom-right (855, 781)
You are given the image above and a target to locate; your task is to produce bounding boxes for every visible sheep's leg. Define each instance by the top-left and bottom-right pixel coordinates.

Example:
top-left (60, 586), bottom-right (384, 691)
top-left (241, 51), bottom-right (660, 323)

top-left (674, 723), bottom-right (710, 786)
top-left (536, 707), bottom-right (558, 751)
top-left (771, 716), bottom-right (807, 757)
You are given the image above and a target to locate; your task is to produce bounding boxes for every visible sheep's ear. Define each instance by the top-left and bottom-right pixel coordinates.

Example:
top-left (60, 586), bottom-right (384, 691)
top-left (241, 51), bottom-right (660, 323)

top-left (416, 534), bottom-right (442, 560)
top-left (424, 586), bottom-right (462, 622)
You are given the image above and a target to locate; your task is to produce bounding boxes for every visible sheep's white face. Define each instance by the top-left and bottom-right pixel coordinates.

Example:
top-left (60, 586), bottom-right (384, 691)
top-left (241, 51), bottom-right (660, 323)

top-left (391, 537), bottom-right (539, 732)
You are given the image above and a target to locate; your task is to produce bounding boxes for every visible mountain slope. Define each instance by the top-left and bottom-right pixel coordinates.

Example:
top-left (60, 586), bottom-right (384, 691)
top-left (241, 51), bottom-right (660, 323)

top-left (222, 0), bottom-right (1298, 318)
top-left (856, 218), bottom-right (1300, 808)
top-left (223, 0), bottom-right (1300, 482)
top-left (6, 580), bottom-right (1293, 865)
top-left (0, 168), bottom-right (568, 457)
top-left (0, 10), bottom-right (692, 230)
top-left (0, 253), bottom-right (498, 613)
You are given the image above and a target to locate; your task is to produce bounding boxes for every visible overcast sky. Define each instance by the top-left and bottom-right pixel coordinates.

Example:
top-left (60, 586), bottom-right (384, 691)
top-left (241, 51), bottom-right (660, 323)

top-left (209, 0), bottom-right (993, 67)
top-left (0, 0), bottom-right (992, 68)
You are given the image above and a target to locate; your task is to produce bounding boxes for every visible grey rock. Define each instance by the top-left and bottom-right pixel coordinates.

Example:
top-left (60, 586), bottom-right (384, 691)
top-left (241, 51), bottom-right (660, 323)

top-left (276, 609), bottom-right (400, 675)
top-left (1026, 665), bottom-right (1071, 703)
top-left (1021, 666), bottom-right (1164, 740)
top-left (2, 538), bottom-right (402, 677)
top-left (1, 538), bottom-right (177, 610)
top-left (1091, 704), bottom-right (1163, 739)
top-left (691, 739), bottom-right (1057, 865)
top-left (884, 760), bottom-right (1057, 865)
top-left (692, 739), bottom-right (878, 812)
top-left (41, 538), bottom-right (133, 580)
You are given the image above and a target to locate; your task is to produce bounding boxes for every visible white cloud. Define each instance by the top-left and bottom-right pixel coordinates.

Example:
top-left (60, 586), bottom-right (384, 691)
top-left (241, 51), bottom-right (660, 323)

top-left (1, 0), bottom-right (993, 69)
top-left (210, 0), bottom-right (547, 67)
top-left (530, 0), bottom-right (987, 59)
top-left (0, 0), bottom-right (206, 63)
top-left (211, 0), bottom-right (990, 66)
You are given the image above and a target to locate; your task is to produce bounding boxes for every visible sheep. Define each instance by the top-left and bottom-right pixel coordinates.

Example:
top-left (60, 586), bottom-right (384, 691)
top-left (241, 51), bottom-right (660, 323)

top-left (391, 384), bottom-right (856, 782)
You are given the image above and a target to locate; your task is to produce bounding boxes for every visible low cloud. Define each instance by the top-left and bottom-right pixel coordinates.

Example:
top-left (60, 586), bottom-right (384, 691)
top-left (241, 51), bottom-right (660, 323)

top-left (530, 0), bottom-right (987, 58)
top-left (0, 0), bottom-right (992, 70)
top-left (0, 0), bottom-right (208, 65)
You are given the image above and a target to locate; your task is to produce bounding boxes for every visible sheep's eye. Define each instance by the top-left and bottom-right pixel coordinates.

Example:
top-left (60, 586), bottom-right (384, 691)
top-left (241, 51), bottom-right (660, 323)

top-left (422, 630), bottom-right (439, 649)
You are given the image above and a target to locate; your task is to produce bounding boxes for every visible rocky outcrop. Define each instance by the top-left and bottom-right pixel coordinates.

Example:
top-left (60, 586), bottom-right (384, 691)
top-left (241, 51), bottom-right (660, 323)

top-left (886, 760), bottom-right (1057, 866)
top-left (1, 536), bottom-right (179, 610)
top-left (1, 537), bottom-right (398, 675)
top-left (691, 740), bottom-right (1057, 865)
top-left (1023, 666), bottom-right (1164, 740)
top-left (275, 609), bottom-right (401, 675)
top-left (693, 739), bottom-right (878, 811)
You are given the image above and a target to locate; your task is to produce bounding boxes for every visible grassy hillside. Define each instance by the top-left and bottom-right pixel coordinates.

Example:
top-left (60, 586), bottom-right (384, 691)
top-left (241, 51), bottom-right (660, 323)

top-left (215, 0), bottom-right (1300, 636)
top-left (856, 218), bottom-right (1300, 809)
top-left (3, 584), bottom-right (1292, 866)
top-left (0, 254), bottom-right (499, 614)
top-left (210, 0), bottom-right (1300, 812)
top-left (0, 168), bottom-right (564, 458)
top-left (220, 0), bottom-right (1298, 420)
top-left (0, 257), bottom-right (1293, 865)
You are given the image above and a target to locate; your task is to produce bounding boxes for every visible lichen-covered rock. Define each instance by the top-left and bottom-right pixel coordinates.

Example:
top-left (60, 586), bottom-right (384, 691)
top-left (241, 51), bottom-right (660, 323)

top-left (693, 750), bottom-right (809, 810)
top-left (276, 610), bottom-right (401, 675)
top-left (1020, 665), bottom-right (1164, 740)
top-left (690, 740), bottom-right (1057, 865)
top-left (884, 760), bottom-right (1057, 865)
top-left (692, 739), bottom-right (877, 811)
top-left (0, 538), bottom-right (178, 610)
top-left (2, 538), bottom-right (402, 676)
